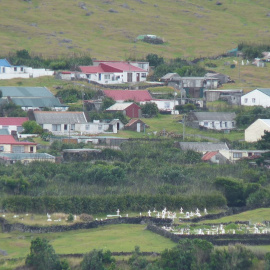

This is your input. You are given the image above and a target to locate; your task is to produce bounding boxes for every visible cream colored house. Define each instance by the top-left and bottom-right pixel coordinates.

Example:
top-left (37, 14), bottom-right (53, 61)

top-left (219, 149), bottom-right (268, 163)
top-left (0, 135), bottom-right (36, 153)
top-left (245, 119), bottom-right (270, 142)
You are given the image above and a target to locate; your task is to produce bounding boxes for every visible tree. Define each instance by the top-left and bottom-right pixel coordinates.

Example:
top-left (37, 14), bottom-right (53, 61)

top-left (257, 130), bottom-right (270, 150)
top-left (102, 97), bottom-right (116, 110)
top-left (22, 120), bottom-right (43, 134)
top-left (81, 249), bottom-right (115, 270)
top-left (141, 103), bottom-right (159, 117)
top-left (25, 237), bottom-right (62, 270)
top-left (146, 54), bottom-right (164, 67)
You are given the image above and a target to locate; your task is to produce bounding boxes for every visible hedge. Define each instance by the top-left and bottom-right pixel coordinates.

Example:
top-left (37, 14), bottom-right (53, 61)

top-left (1, 194), bottom-right (226, 214)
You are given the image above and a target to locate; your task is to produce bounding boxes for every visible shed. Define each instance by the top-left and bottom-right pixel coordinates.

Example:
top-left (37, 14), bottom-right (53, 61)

top-left (106, 102), bottom-right (142, 118)
top-left (125, 119), bottom-right (147, 132)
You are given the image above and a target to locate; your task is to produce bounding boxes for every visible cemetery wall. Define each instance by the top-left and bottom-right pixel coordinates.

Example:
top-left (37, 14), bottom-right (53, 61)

top-left (0, 217), bottom-right (172, 233)
top-left (147, 224), bottom-right (270, 246)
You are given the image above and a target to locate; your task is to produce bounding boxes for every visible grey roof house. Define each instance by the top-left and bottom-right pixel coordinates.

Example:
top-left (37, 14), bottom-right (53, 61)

top-left (186, 112), bottom-right (236, 130)
top-left (33, 111), bottom-right (87, 135)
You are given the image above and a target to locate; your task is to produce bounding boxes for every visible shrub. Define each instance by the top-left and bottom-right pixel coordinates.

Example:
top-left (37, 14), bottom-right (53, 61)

top-left (80, 213), bottom-right (94, 222)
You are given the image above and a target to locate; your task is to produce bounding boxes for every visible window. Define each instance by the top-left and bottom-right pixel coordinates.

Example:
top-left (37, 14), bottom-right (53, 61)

top-left (252, 98), bottom-right (256, 103)
top-left (2, 67), bottom-right (5, 73)
top-left (164, 102), bottom-right (170, 109)
top-left (86, 74), bottom-right (91, 79)
top-left (14, 67), bottom-right (17, 71)
top-left (20, 67), bottom-right (23, 72)
top-left (141, 73), bottom-right (147, 78)
top-left (225, 122), bottom-right (227, 128)
top-left (212, 121), bottom-right (215, 127)
top-left (71, 124), bottom-right (75, 130)
top-left (204, 122), bottom-right (208, 126)
top-left (85, 124), bottom-right (90, 130)
top-left (232, 122), bottom-right (235, 127)
top-left (0, 146), bottom-right (4, 152)
top-left (104, 74), bottom-right (110, 80)
top-left (220, 121), bottom-right (222, 127)
top-left (98, 124), bottom-right (102, 131)
top-left (2, 126), bottom-right (8, 129)
top-left (244, 98), bottom-right (248, 103)
top-left (98, 73), bottom-right (102, 81)
top-left (30, 146), bottom-right (34, 153)
top-left (52, 124), bottom-right (61, 131)
top-left (233, 152), bottom-right (242, 158)
top-left (64, 124), bottom-right (68, 130)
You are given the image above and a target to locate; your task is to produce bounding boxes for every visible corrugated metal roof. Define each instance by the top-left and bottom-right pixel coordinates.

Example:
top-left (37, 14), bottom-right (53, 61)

top-left (193, 112), bottom-right (236, 121)
top-left (0, 153), bottom-right (55, 160)
top-left (0, 59), bottom-right (12, 67)
top-left (202, 151), bottom-right (219, 161)
top-left (257, 89), bottom-right (270, 97)
top-left (103, 90), bottom-right (152, 102)
top-left (0, 117), bottom-right (28, 126)
top-left (106, 102), bottom-right (133, 111)
top-left (179, 142), bottom-right (229, 152)
top-left (0, 87), bottom-right (54, 98)
top-left (11, 97), bottom-right (65, 108)
top-left (34, 111), bottom-right (87, 124)
top-left (0, 129), bottom-right (10, 135)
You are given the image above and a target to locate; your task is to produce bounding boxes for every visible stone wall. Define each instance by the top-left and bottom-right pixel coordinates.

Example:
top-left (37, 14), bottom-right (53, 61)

top-left (147, 224), bottom-right (270, 246)
top-left (0, 217), bottom-right (172, 233)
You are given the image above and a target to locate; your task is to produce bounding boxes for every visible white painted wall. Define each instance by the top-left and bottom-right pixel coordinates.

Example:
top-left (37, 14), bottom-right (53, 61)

top-left (199, 120), bottom-right (235, 130)
top-left (241, 89), bottom-right (270, 108)
top-left (245, 119), bottom-right (270, 142)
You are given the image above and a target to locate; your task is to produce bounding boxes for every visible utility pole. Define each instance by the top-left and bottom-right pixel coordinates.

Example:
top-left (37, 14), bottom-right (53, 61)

top-left (182, 114), bottom-right (186, 141)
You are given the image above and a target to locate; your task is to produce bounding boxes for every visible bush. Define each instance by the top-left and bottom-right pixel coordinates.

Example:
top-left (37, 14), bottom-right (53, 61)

top-left (67, 213), bottom-right (74, 222)
top-left (79, 213), bottom-right (94, 222)
top-left (25, 237), bottom-right (62, 270)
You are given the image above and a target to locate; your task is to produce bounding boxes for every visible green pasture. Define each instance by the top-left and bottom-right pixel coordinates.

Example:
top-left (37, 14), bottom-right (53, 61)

top-left (0, 224), bottom-right (176, 259)
top-left (200, 208), bottom-right (270, 224)
top-left (0, 0), bottom-right (270, 59)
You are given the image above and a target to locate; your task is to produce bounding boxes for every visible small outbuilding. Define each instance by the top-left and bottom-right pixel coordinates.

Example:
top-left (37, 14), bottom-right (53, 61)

top-left (125, 119), bottom-right (147, 132)
top-left (106, 102), bottom-right (142, 118)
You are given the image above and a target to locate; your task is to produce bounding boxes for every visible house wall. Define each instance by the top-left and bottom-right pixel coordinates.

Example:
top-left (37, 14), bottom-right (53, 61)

top-left (245, 119), bottom-right (270, 142)
top-left (125, 104), bottom-right (142, 118)
top-left (0, 66), bottom-right (54, 79)
top-left (198, 120), bottom-right (236, 130)
top-left (241, 90), bottom-right (270, 108)
top-left (82, 71), bottom-right (148, 84)
top-left (79, 122), bottom-right (110, 135)
top-left (21, 106), bottom-right (68, 112)
top-left (0, 144), bottom-right (36, 153)
top-left (220, 149), bottom-right (266, 162)
top-left (0, 125), bottom-right (23, 133)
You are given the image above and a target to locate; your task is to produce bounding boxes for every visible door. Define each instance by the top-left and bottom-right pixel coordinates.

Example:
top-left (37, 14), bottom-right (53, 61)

top-left (136, 73), bottom-right (140, 82)
top-left (127, 73), bottom-right (132, 82)
top-left (136, 123), bottom-right (141, 132)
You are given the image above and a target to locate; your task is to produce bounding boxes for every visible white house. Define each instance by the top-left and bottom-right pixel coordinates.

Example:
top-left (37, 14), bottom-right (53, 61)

top-left (241, 89), bottom-right (270, 108)
top-left (245, 119), bottom-right (270, 142)
top-left (0, 59), bottom-right (54, 80)
top-left (0, 117), bottom-right (29, 133)
top-left (34, 111), bottom-right (88, 135)
top-left (186, 112), bottom-right (236, 130)
top-left (141, 99), bottom-right (179, 113)
top-left (80, 119), bottom-right (124, 134)
top-left (79, 61), bottom-right (148, 84)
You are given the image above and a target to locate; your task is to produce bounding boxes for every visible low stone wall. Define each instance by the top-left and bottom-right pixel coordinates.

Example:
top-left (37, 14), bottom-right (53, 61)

top-left (0, 217), bottom-right (172, 233)
top-left (147, 224), bottom-right (270, 246)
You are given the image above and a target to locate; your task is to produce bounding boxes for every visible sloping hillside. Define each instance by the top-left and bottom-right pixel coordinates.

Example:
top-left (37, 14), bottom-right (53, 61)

top-left (1, 0), bottom-right (270, 59)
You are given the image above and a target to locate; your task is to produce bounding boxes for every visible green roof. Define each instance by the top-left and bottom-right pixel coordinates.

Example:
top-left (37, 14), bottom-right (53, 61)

top-left (0, 153), bottom-right (55, 160)
top-left (11, 97), bottom-right (67, 108)
top-left (257, 88), bottom-right (270, 97)
top-left (0, 86), bottom-right (54, 98)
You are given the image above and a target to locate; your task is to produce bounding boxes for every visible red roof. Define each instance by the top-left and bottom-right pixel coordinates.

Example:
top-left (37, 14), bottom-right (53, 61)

top-left (103, 90), bottom-right (152, 102)
top-left (0, 117), bottom-right (28, 126)
top-left (79, 62), bottom-right (145, 74)
top-left (0, 135), bottom-right (36, 145)
top-left (202, 151), bottom-right (219, 161)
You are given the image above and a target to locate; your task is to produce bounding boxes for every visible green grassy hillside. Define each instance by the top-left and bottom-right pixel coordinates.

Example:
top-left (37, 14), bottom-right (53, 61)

top-left (1, 0), bottom-right (270, 59)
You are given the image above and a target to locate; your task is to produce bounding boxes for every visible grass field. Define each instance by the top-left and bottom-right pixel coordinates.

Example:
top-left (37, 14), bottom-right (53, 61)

top-left (0, 224), bottom-right (176, 259)
top-left (200, 208), bottom-right (270, 224)
top-left (0, 0), bottom-right (270, 60)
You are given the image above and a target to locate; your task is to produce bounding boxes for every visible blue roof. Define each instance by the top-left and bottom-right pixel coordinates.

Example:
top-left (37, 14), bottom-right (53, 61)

top-left (0, 59), bottom-right (12, 67)
top-left (11, 97), bottom-right (67, 108)
top-left (0, 153), bottom-right (55, 161)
